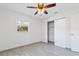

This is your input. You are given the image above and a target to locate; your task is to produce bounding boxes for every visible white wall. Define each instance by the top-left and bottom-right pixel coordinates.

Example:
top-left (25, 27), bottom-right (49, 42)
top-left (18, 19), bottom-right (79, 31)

top-left (0, 7), bottom-right (42, 51)
top-left (70, 14), bottom-right (79, 52)
top-left (1, 5), bottom-right (79, 52)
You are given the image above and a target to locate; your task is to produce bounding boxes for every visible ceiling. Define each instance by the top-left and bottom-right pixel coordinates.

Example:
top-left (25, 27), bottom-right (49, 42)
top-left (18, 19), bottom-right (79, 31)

top-left (0, 3), bottom-right (79, 20)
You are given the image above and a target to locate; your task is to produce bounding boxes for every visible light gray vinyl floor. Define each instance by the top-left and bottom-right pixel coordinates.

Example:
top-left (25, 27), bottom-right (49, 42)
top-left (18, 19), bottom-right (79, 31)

top-left (0, 42), bottom-right (79, 56)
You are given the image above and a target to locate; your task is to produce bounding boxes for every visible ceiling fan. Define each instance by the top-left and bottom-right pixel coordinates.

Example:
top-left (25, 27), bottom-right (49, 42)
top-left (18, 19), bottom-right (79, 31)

top-left (26, 3), bottom-right (56, 15)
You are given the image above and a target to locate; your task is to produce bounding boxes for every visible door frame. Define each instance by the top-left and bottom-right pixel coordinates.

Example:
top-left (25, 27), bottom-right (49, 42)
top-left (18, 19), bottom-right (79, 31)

top-left (47, 20), bottom-right (54, 43)
top-left (46, 17), bottom-right (65, 43)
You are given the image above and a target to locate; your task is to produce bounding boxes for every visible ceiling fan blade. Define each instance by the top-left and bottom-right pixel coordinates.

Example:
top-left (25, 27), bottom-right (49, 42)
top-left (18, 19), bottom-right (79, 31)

top-left (26, 6), bottom-right (36, 8)
top-left (34, 11), bottom-right (38, 15)
top-left (44, 10), bottom-right (48, 14)
top-left (45, 3), bottom-right (56, 8)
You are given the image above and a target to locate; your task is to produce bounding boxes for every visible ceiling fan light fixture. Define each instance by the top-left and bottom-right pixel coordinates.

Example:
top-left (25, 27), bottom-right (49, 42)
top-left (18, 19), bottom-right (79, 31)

top-left (37, 8), bottom-right (45, 14)
top-left (26, 3), bottom-right (56, 15)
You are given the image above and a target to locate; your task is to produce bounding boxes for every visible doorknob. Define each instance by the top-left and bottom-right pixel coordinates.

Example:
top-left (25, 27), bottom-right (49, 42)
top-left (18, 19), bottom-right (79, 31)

top-left (71, 33), bottom-right (74, 36)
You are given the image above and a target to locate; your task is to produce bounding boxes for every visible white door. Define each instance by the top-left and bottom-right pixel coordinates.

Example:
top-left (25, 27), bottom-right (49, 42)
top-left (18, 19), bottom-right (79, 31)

top-left (71, 15), bottom-right (79, 52)
top-left (48, 21), bottom-right (54, 42)
top-left (55, 18), bottom-right (66, 48)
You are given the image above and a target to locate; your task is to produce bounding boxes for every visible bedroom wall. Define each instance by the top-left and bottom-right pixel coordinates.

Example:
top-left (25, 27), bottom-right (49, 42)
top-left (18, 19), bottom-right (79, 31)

top-left (0, 7), bottom-right (42, 51)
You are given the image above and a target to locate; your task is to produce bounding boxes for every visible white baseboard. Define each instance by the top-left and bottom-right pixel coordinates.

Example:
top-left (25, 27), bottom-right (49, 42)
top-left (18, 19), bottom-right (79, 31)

top-left (0, 40), bottom-right (41, 52)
